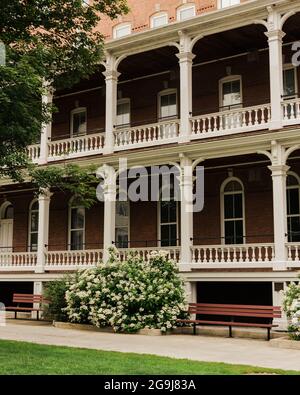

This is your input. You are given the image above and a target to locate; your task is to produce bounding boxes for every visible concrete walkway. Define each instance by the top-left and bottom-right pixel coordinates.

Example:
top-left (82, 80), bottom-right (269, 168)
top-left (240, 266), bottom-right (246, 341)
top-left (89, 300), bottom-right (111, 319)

top-left (0, 321), bottom-right (300, 371)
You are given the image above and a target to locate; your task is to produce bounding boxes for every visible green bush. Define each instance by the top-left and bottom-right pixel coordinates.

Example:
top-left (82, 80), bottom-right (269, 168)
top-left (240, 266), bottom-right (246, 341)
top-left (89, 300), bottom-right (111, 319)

top-left (43, 277), bottom-right (73, 322)
top-left (64, 248), bottom-right (188, 332)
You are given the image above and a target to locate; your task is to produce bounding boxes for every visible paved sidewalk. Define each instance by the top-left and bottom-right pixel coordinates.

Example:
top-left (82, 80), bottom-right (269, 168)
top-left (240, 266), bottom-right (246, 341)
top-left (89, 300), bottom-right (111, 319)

top-left (0, 321), bottom-right (300, 371)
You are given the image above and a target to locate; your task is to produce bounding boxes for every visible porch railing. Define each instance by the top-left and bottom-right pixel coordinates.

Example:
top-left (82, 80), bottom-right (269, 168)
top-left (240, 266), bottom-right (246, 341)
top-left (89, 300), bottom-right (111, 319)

top-left (114, 119), bottom-right (179, 150)
top-left (116, 247), bottom-right (181, 263)
top-left (286, 243), bottom-right (300, 267)
top-left (190, 103), bottom-right (271, 138)
top-left (0, 252), bottom-right (37, 270)
top-left (282, 98), bottom-right (300, 125)
top-left (191, 243), bottom-right (275, 266)
top-left (45, 249), bottom-right (103, 269)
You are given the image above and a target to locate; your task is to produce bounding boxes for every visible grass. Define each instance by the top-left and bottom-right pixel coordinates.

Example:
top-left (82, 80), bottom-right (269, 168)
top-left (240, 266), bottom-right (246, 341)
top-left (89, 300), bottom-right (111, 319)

top-left (0, 339), bottom-right (299, 375)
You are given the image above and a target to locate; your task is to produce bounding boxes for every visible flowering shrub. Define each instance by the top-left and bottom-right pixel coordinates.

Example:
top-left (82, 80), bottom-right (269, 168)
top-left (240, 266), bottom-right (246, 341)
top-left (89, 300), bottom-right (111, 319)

top-left (283, 280), bottom-right (300, 341)
top-left (64, 248), bottom-right (188, 333)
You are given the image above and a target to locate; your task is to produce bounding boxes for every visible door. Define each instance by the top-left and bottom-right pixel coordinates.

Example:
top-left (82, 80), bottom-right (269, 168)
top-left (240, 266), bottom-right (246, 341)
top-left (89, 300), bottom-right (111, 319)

top-left (0, 219), bottom-right (13, 252)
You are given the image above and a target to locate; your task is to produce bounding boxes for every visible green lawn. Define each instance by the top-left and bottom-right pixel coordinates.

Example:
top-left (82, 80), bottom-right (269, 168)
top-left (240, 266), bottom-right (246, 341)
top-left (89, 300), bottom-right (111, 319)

top-left (0, 339), bottom-right (298, 375)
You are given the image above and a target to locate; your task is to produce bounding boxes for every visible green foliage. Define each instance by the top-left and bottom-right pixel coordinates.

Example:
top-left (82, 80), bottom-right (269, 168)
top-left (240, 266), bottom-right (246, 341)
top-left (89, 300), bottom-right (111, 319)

top-left (64, 249), bottom-right (189, 332)
top-left (283, 278), bottom-right (300, 340)
top-left (43, 277), bottom-right (73, 322)
top-left (29, 163), bottom-right (99, 208)
top-left (0, 0), bottom-right (128, 180)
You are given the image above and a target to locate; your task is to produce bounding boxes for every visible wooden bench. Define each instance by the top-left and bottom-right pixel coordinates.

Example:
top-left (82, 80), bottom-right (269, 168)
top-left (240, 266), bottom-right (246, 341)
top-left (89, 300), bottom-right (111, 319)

top-left (177, 303), bottom-right (281, 340)
top-left (6, 293), bottom-right (48, 320)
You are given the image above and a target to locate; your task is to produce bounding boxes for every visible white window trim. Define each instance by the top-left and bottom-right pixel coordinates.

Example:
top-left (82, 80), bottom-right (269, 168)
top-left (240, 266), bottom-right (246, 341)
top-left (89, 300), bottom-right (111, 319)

top-left (283, 64), bottom-right (298, 100)
top-left (113, 23), bottom-right (132, 39)
top-left (218, 0), bottom-right (240, 9)
top-left (157, 184), bottom-right (179, 247)
top-left (116, 98), bottom-right (131, 129)
top-left (150, 12), bottom-right (168, 28)
top-left (70, 107), bottom-right (87, 137)
top-left (220, 177), bottom-right (246, 245)
top-left (176, 3), bottom-right (196, 21)
top-left (219, 75), bottom-right (243, 110)
top-left (157, 89), bottom-right (178, 120)
top-left (0, 201), bottom-right (13, 220)
top-left (28, 199), bottom-right (39, 252)
top-left (68, 198), bottom-right (86, 251)
top-left (115, 197), bottom-right (130, 248)
top-left (286, 171), bottom-right (300, 242)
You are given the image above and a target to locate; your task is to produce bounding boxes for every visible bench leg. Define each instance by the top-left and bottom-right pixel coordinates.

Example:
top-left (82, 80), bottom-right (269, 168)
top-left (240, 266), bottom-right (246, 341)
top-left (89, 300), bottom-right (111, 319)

top-left (193, 323), bottom-right (196, 335)
top-left (229, 326), bottom-right (232, 338)
top-left (267, 328), bottom-right (271, 341)
top-left (37, 311), bottom-right (39, 321)
top-left (15, 311), bottom-right (17, 320)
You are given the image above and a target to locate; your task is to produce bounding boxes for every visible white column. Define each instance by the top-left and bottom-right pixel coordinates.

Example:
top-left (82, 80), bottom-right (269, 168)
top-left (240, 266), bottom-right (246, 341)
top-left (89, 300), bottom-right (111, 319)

top-left (103, 55), bottom-right (119, 154)
top-left (265, 11), bottom-right (285, 130)
top-left (39, 85), bottom-right (53, 164)
top-left (272, 281), bottom-right (288, 330)
top-left (36, 189), bottom-right (52, 273)
top-left (268, 164), bottom-right (290, 270)
top-left (177, 33), bottom-right (195, 143)
top-left (32, 281), bottom-right (43, 319)
top-left (179, 155), bottom-right (193, 270)
top-left (102, 166), bottom-right (116, 263)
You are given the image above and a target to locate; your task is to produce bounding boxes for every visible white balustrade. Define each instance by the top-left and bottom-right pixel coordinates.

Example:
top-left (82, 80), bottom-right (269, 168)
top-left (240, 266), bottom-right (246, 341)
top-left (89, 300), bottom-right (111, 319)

top-left (117, 247), bottom-right (181, 264)
top-left (191, 104), bottom-right (271, 138)
top-left (0, 252), bottom-right (37, 270)
top-left (282, 98), bottom-right (300, 125)
top-left (191, 244), bottom-right (274, 267)
top-left (286, 243), bottom-right (300, 267)
top-left (45, 249), bottom-right (103, 269)
top-left (48, 132), bottom-right (105, 160)
top-left (27, 144), bottom-right (40, 163)
top-left (114, 120), bottom-right (179, 150)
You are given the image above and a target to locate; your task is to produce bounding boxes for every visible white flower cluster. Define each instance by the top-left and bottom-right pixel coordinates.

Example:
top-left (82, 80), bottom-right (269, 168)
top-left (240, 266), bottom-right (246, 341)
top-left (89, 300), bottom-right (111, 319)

top-left (283, 281), bottom-right (300, 340)
top-left (64, 248), bottom-right (188, 333)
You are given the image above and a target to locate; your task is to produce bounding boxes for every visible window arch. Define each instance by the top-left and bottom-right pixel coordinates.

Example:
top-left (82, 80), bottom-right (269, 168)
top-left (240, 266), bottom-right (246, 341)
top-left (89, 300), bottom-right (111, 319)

top-left (113, 23), bottom-right (132, 39)
top-left (287, 172), bottom-right (300, 242)
top-left (0, 202), bottom-right (13, 220)
top-left (221, 177), bottom-right (245, 245)
top-left (28, 199), bottom-right (39, 252)
top-left (176, 3), bottom-right (196, 21)
top-left (158, 179), bottom-right (179, 247)
top-left (68, 198), bottom-right (85, 250)
top-left (150, 12), bottom-right (168, 28)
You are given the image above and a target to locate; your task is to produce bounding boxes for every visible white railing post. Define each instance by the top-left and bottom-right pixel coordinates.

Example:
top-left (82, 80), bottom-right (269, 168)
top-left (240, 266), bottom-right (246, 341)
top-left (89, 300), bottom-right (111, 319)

top-left (39, 82), bottom-right (53, 164)
top-left (36, 189), bottom-right (52, 273)
top-left (97, 165), bottom-right (116, 263)
top-left (177, 32), bottom-right (195, 143)
top-left (265, 9), bottom-right (284, 130)
top-left (103, 54), bottom-right (120, 154)
top-left (268, 156), bottom-right (289, 271)
top-left (179, 155), bottom-right (193, 269)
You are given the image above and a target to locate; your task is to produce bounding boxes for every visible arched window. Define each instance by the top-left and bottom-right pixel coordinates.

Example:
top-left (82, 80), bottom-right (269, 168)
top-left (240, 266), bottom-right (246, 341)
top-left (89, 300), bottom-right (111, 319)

top-left (177, 3), bottom-right (196, 21)
top-left (28, 200), bottom-right (39, 252)
top-left (113, 23), bottom-right (132, 39)
top-left (0, 202), bottom-right (14, 252)
top-left (69, 199), bottom-right (85, 250)
top-left (158, 179), bottom-right (178, 247)
top-left (221, 178), bottom-right (245, 245)
top-left (0, 202), bottom-right (13, 220)
top-left (287, 173), bottom-right (300, 242)
top-left (150, 12), bottom-right (168, 28)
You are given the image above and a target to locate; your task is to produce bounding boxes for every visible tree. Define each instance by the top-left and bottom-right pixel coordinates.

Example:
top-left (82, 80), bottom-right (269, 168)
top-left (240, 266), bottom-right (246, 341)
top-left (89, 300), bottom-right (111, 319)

top-left (0, 0), bottom-right (128, 181)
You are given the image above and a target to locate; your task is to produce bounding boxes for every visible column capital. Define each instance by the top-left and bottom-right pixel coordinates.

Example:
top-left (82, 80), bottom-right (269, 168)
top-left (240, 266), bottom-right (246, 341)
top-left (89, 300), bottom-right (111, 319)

top-left (265, 29), bottom-right (286, 42)
top-left (176, 52), bottom-right (196, 63)
top-left (38, 188), bottom-right (53, 201)
top-left (102, 69), bottom-right (120, 81)
top-left (268, 164), bottom-right (290, 176)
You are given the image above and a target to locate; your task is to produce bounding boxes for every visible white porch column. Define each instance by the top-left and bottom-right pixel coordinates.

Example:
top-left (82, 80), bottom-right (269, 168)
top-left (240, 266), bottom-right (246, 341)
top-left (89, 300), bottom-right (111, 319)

top-left (177, 33), bottom-right (195, 143)
top-left (268, 163), bottom-right (289, 270)
top-left (32, 281), bottom-right (43, 319)
top-left (272, 281), bottom-right (288, 330)
top-left (179, 155), bottom-right (193, 270)
top-left (265, 11), bottom-right (285, 130)
top-left (36, 189), bottom-right (52, 273)
top-left (101, 166), bottom-right (116, 263)
top-left (39, 84), bottom-right (53, 164)
top-left (103, 55), bottom-right (120, 154)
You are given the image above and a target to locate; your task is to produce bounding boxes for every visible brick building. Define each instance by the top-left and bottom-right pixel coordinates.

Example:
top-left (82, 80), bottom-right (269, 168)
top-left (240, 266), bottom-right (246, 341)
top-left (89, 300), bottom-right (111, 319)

top-left (1, 0), bottom-right (300, 328)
